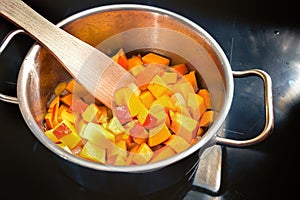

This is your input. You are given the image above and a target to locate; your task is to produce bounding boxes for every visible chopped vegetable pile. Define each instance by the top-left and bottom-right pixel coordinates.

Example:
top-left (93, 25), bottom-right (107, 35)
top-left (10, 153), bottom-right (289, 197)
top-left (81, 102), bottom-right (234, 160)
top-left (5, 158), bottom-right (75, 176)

top-left (43, 49), bottom-right (213, 166)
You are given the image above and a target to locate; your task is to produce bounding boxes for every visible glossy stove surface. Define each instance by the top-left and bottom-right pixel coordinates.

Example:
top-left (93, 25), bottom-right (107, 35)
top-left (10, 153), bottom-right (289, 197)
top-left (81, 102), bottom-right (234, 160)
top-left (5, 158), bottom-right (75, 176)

top-left (1, 0), bottom-right (299, 199)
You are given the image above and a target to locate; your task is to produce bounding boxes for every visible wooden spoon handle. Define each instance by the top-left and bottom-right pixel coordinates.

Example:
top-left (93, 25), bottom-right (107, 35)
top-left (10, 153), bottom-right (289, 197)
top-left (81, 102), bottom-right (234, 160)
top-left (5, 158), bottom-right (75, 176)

top-left (0, 0), bottom-right (134, 108)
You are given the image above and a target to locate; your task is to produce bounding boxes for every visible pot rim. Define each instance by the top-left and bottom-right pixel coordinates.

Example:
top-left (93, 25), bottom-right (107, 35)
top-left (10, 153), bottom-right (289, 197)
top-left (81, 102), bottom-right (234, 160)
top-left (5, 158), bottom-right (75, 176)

top-left (17, 4), bottom-right (234, 173)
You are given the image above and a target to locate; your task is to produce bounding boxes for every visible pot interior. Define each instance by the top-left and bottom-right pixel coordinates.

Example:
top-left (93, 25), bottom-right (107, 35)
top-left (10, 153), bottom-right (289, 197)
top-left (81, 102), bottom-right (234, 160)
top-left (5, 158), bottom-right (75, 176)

top-left (18, 5), bottom-right (233, 171)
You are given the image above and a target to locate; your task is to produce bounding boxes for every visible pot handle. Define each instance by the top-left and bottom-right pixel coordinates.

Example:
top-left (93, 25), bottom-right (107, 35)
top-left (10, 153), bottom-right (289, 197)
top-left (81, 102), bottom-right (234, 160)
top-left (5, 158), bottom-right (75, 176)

top-left (215, 69), bottom-right (274, 147)
top-left (0, 29), bottom-right (26, 104)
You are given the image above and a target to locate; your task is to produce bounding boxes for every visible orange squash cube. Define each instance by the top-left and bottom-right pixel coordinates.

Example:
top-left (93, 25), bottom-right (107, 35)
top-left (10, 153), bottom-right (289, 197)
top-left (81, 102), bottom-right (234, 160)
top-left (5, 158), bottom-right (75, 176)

top-left (54, 81), bottom-right (67, 96)
top-left (127, 93), bottom-right (146, 117)
top-left (128, 56), bottom-right (143, 70)
top-left (148, 123), bottom-right (171, 147)
top-left (53, 119), bottom-right (81, 148)
top-left (187, 93), bottom-right (207, 120)
top-left (45, 129), bottom-right (59, 143)
top-left (147, 75), bottom-right (173, 99)
top-left (164, 135), bottom-right (191, 153)
top-left (65, 79), bottom-right (88, 97)
top-left (134, 65), bottom-right (161, 89)
top-left (172, 78), bottom-right (195, 102)
top-left (183, 71), bottom-right (198, 92)
top-left (111, 48), bottom-right (128, 70)
top-left (60, 93), bottom-right (72, 107)
top-left (170, 112), bottom-right (198, 143)
top-left (48, 96), bottom-right (60, 112)
top-left (139, 90), bottom-right (156, 109)
top-left (142, 53), bottom-right (170, 66)
top-left (198, 89), bottom-right (212, 109)
top-left (199, 110), bottom-right (214, 127)
top-left (170, 63), bottom-right (189, 75)
top-left (132, 143), bottom-right (153, 165)
top-left (44, 112), bottom-right (54, 129)
top-left (149, 146), bottom-right (176, 163)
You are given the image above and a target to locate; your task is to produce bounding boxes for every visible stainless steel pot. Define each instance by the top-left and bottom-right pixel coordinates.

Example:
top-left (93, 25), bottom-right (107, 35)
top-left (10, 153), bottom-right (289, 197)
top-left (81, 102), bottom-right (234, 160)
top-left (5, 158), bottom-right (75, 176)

top-left (0, 4), bottom-right (274, 195)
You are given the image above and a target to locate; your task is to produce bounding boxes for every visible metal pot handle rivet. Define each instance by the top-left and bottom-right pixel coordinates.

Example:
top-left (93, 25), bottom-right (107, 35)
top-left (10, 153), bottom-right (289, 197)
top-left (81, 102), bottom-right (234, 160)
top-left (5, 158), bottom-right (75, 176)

top-left (216, 69), bottom-right (274, 147)
top-left (0, 29), bottom-right (26, 104)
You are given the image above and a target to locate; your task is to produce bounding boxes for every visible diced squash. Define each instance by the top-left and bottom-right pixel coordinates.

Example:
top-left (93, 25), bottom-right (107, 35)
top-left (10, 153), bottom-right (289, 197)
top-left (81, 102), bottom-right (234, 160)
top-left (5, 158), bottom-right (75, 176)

top-left (43, 48), bottom-right (213, 166)
top-left (52, 102), bottom-right (60, 127)
top-left (129, 122), bottom-right (149, 139)
top-left (125, 144), bottom-right (139, 165)
top-left (129, 65), bottom-right (145, 77)
top-left (187, 93), bottom-right (207, 120)
top-left (171, 63), bottom-right (188, 75)
top-left (128, 56), bottom-right (143, 70)
top-left (127, 93), bottom-right (146, 117)
top-left (170, 112), bottom-right (198, 143)
top-left (172, 78), bottom-right (195, 101)
top-left (107, 154), bottom-right (126, 166)
top-left (45, 129), bottom-right (59, 143)
top-left (137, 106), bottom-right (149, 125)
top-left (54, 82), bottom-right (67, 96)
top-left (81, 104), bottom-right (107, 124)
top-left (81, 103), bottom-right (100, 122)
top-left (132, 143), bottom-right (153, 165)
top-left (142, 53), bottom-right (170, 66)
top-left (80, 140), bottom-right (106, 163)
top-left (143, 107), bottom-right (167, 129)
top-left (183, 71), bottom-right (198, 92)
top-left (139, 90), bottom-right (156, 109)
top-left (69, 95), bottom-right (89, 114)
top-left (107, 140), bottom-right (127, 159)
top-left (151, 95), bottom-right (176, 112)
top-left (114, 87), bottom-right (133, 106)
top-left (164, 135), bottom-right (191, 153)
top-left (148, 123), bottom-right (171, 147)
top-left (134, 65), bottom-right (161, 89)
top-left (107, 116), bottom-right (125, 135)
top-left (111, 48), bottom-right (128, 70)
top-left (44, 112), bottom-right (54, 129)
top-left (81, 122), bottom-right (115, 149)
top-left (114, 105), bottom-right (132, 125)
top-left (198, 89), bottom-right (212, 109)
top-left (60, 93), bottom-right (73, 107)
top-left (147, 75), bottom-right (173, 98)
top-left (197, 126), bottom-right (204, 137)
top-left (48, 96), bottom-right (60, 112)
top-left (77, 120), bottom-right (87, 137)
top-left (53, 120), bottom-right (81, 148)
top-left (199, 110), bottom-right (214, 127)
top-left (171, 93), bottom-right (186, 106)
top-left (96, 106), bottom-right (108, 124)
top-left (161, 71), bottom-right (178, 84)
top-left (65, 79), bottom-right (88, 97)
top-left (127, 82), bottom-right (141, 96)
top-left (60, 108), bottom-right (76, 124)
top-left (149, 146), bottom-right (176, 163)
top-left (57, 143), bottom-right (72, 154)
top-left (59, 130), bottom-right (82, 149)
top-left (65, 79), bottom-right (75, 93)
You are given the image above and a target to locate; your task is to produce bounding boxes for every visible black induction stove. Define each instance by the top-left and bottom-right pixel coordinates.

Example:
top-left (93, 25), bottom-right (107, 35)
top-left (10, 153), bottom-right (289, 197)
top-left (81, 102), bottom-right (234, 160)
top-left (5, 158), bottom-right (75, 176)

top-left (1, 0), bottom-right (299, 199)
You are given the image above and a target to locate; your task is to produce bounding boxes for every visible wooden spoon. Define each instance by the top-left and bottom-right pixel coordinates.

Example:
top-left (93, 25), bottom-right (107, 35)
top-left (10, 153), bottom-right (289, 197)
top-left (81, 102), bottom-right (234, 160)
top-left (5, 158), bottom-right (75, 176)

top-left (0, 0), bottom-right (135, 108)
